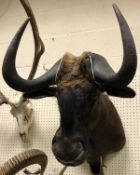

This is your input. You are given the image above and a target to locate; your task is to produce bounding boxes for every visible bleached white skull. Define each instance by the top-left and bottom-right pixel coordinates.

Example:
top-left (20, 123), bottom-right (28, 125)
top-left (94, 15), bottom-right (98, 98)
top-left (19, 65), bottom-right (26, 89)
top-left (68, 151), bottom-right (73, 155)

top-left (10, 93), bottom-right (33, 142)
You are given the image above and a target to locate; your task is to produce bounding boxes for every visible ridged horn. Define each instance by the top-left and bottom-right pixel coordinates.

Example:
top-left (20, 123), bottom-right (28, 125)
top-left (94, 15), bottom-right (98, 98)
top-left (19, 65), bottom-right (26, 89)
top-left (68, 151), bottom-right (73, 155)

top-left (0, 149), bottom-right (47, 175)
top-left (2, 19), bottom-right (61, 92)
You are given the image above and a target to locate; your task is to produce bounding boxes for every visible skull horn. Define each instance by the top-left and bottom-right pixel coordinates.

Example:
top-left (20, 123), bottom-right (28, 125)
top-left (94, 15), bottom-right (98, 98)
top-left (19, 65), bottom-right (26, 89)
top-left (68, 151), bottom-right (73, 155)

top-left (0, 149), bottom-right (47, 175)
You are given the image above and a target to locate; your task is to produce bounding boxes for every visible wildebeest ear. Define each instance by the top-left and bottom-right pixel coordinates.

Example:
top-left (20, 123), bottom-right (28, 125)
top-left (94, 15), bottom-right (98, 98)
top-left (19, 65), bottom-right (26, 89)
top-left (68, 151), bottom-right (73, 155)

top-left (23, 87), bottom-right (56, 99)
top-left (105, 86), bottom-right (136, 98)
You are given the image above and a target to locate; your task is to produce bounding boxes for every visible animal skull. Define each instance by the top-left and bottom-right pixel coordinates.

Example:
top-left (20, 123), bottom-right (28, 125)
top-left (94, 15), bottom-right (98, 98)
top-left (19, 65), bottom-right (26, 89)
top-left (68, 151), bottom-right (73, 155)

top-left (10, 93), bottom-right (33, 142)
top-left (0, 92), bottom-right (33, 142)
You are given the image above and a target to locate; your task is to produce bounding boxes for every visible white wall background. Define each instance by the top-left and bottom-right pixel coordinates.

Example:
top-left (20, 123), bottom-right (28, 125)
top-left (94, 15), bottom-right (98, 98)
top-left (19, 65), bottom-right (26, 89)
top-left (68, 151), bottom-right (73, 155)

top-left (0, 0), bottom-right (140, 174)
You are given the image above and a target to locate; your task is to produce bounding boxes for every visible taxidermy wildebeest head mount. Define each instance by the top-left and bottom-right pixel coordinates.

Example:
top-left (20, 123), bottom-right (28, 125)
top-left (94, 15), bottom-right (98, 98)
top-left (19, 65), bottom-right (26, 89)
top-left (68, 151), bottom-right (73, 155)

top-left (2, 3), bottom-right (137, 174)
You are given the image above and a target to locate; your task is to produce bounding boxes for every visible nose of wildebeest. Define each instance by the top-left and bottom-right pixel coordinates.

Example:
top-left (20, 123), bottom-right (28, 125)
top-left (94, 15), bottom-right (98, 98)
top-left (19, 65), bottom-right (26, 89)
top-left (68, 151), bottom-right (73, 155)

top-left (52, 136), bottom-right (85, 166)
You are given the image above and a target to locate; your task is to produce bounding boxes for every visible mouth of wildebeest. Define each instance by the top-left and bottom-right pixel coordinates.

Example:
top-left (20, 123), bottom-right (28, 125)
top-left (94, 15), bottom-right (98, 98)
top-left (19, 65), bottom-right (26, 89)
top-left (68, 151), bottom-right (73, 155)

top-left (55, 150), bottom-right (85, 166)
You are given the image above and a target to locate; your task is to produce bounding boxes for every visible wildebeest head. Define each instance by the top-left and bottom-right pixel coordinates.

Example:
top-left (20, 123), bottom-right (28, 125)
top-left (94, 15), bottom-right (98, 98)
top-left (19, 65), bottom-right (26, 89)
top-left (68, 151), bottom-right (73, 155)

top-left (2, 4), bottom-right (137, 166)
top-left (52, 52), bottom-right (101, 165)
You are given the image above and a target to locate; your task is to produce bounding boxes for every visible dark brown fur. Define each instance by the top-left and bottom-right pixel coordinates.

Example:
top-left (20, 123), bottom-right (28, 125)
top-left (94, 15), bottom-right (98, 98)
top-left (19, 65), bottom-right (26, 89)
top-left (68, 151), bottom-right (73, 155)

top-left (52, 52), bottom-right (125, 174)
top-left (57, 52), bottom-right (92, 88)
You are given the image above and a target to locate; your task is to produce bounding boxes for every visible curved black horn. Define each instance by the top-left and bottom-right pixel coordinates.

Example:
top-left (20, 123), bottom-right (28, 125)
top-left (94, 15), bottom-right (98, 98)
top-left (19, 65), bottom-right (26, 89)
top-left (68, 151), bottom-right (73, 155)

top-left (0, 149), bottom-right (47, 175)
top-left (2, 19), bottom-right (61, 92)
top-left (89, 4), bottom-right (137, 87)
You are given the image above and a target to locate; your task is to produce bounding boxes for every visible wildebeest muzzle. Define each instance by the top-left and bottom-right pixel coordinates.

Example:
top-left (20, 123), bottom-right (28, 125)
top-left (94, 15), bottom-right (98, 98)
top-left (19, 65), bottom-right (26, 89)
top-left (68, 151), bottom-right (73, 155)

top-left (52, 129), bottom-right (85, 166)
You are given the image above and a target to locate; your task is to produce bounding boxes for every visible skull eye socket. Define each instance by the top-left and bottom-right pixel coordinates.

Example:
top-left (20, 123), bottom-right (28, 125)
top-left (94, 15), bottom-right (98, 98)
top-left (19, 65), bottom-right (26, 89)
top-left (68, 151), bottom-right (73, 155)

top-left (23, 115), bottom-right (28, 122)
